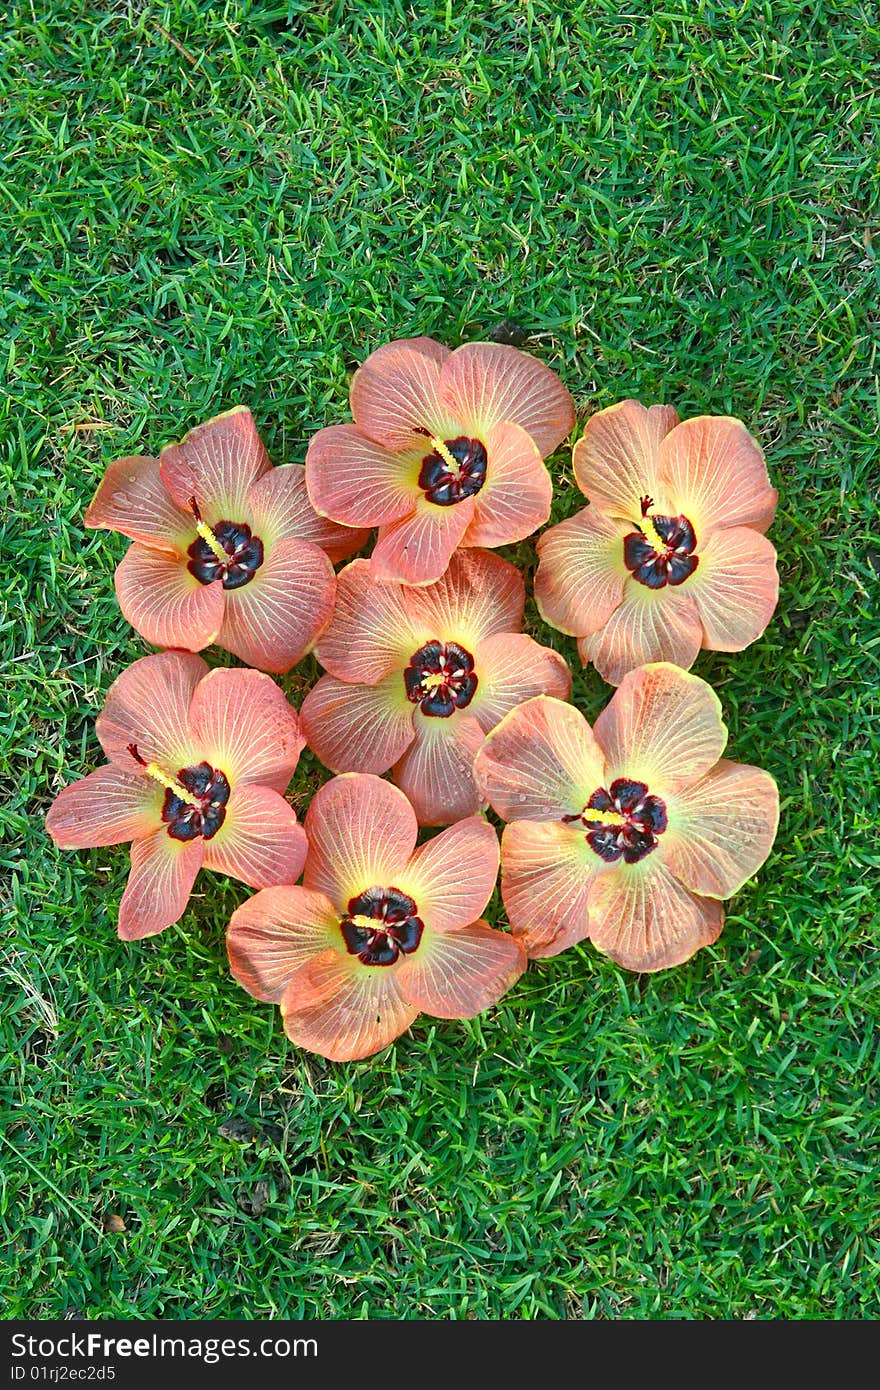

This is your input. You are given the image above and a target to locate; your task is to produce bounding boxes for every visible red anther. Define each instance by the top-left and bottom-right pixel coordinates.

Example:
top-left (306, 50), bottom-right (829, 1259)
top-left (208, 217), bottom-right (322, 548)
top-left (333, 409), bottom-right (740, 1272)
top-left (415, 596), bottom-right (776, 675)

top-left (188, 496), bottom-right (202, 521)
top-left (639, 494), bottom-right (654, 517)
top-left (127, 743), bottom-right (148, 767)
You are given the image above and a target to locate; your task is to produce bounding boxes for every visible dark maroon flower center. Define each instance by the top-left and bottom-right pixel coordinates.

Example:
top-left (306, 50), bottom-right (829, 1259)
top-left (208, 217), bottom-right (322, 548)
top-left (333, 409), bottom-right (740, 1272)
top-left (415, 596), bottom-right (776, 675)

top-left (404, 640), bottom-right (478, 717)
top-left (415, 429), bottom-right (487, 506)
top-left (564, 778), bottom-right (668, 865)
top-left (623, 495), bottom-right (698, 589)
top-left (340, 886), bottom-right (424, 967)
top-left (186, 498), bottom-right (264, 590)
top-left (161, 762), bottom-right (231, 841)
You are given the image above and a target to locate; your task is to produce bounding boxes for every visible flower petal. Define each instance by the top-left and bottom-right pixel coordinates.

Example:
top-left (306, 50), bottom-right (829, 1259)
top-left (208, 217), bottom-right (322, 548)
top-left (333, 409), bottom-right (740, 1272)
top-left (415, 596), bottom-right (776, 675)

top-left (158, 405), bottom-right (271, 516)
top-left (202, 785), bottom-right (308, 890)
top-left (97, 650), bottom-right (208, 770)
top-left (463, 420), bottom-right (552, 547)
top-left (392, 711), bottom-right (486, 826)
top-left (114, 542), bottom-right (226, 654)
top-left (662, 759), bottom-right (779, 898)
top-left (370, 494), bottom-right (476, 586)
top-left (300, 673), bottom-right (415, 774)
top-left (572, 400), bottom-right (680, 519)
top-left (186, 666), bottom-right (305, 792)
top-left (587, 856), bottom-right (724, 972)
top-left (350, 337), bottom-right (456, 449)
top-left (227, 884), bottom-right (340, 1002)
top-left (215, 536), bottom-right (336, 673)
top-left (397, 919), bottom-right (525, 1019)
top-left (658, 415), bottom-right (777, 535)
top-left (689, 526), bottom-right (779, 651)
top-left (499, 819), bottom-right (598, 958)
top-left (470, 632), bottom-right (571, 733)
top-left (534, 506), bottom-right (630, 637)
top-left (303, 773), bottom-right (419, 910)
top-left (314, 558), bottom-right (429, 683)
top-left (282, 951), bottom-right (418, 1061)
top-left (245, 462), bottom-right (369, 562)
top-left (398, 817), bottom-right (500, 932)
top-left (305, 424), bottom-right (420, 527)
top-left (117, 832), bottom-right (204, 941)
top-left (84, 454), bottom-right (192, 552)
top-left (415, 547), bottom-right (526, 644)
top-left (439, 342), bottom-right (575, 457)
top-left (578, 578), bottom-right (703, 685)
top-left (46, 765), bottom-right (161, 848)
top-left (592, 663), bottom-right (728, 795)
top-left (474, 695), bottom-right (605, 821)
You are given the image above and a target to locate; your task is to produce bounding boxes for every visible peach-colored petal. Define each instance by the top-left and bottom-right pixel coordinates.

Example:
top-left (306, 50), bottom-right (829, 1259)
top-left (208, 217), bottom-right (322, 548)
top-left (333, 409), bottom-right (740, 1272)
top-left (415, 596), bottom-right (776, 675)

top-left (398, 817), bottom-right (500, 932)
top-left (303, 773), bottom-right (419, 910)
top-left (215, 536), bottom-right (336, 673)
top-left (397, 919), bottom-right (525, 1019)
top-left (689, 526), bottom-right (779, 651)
top-left (117, 831), bottom-right (204, 940)
top-left (84, 454), bottom-right (192, 552)
top-left (470, 632), bottom-right (571, 734)
top-left (350, 338), bottom-right (457, 449)
top-left (203, 785), bottom-right (307, 889)
top-left (534, 506), bottom-right (630, 638)
top-left (186, 666), bottom-right (305, 793)
top-left (305, 424), bottom-right (420, 527)
top-left (282, 950), bottom-right (418, 1061)
top-left (592, 663), bottom-right (728, 795)
top-left (662, 759), bottom-right (779, 899)
top-left (314, 558), bottom-right (430, 684)
top-left (370, 494), bottom-right (476, 586)
top-left (245, 462), bottom-right (369, 562)
top-left (474, 696), bottom-right (605, 822)
top-left (578, 578), bottom-right (703, 685)
top-left (439, 342), bottom-right (575, 457)
top-left (227, 885), bottom-right (340, 1002)
top-left (658, 415), bottom-right (777, 535)
top-left (114, 542), bottom-right (226, 654)
top-left (300, 673), bottom-right (415, 774)
top-left (158, 405), bottom-right (271, 516)
top-left (572, 400), bottom-right (680, 518)
top-left (499, 819), bottom-right (598, 958)
top-left (97, 651), bottom-right (207, 770)
top-left (46, 766), bottom-right (161, 848)
top-left (412, 548), bottom-right (525, 645)
top-left (392, 712), bottom-right (486, 826)
top-left (463, 420), bottom-right (552, 547)
top-left (587, 857), bottom-right (724, 972)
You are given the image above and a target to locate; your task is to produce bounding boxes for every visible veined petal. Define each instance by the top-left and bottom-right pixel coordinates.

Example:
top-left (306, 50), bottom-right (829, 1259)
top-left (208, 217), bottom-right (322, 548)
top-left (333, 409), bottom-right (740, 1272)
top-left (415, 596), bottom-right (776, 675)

top-left (370, 494), bottom-right (476, 587)
top-left (300, 673), bottom-right (415, 774)
top-left (689, 526), bottom-right (779, 651)
top-left (393, 711), bottom-right (486, 826)
top-left (97, 650), bottom-right (207, 770)
top-left (158, 406), bottom-right (271, 517)
top-left (114, 542), bottom-right (226, 655)
top-left (397, 919), bottom-right (525, 1019)
top-left (470, 632), bottom-right (571, 734)
top-left (186, 666), bottom-right (305, 792)
top-left (578, 577), bottom-right (703, 685)
top-left (572, 400), bottom-right (680, 518)
top-left (282, 950), bottom-right (418, 1061)
top-left (662, 759), bottom-right (779, 899)
top-left (499, 819), bottom-right (598, 958)
top-left (245, 462), bottom-right (369, 562)
top-left (303, 773), bottom-right (419, 911)
top-left (463, 420), bottom-right (552, 547)
top-left (216, 536), bottom-right (336, 673)
top-left (117, 832), bottom-right (204, 940)
top-left (46, 765), bottom-right (161, 848)
top-left (314, 558), bottom-right (430, 684)
top-left (227, 884), bottom-right (340, 1002)
top-left (592, 663), bottom-right (727, 795)
top-left (658, 416), bottom-right (777, 535)
top-left (587, 856), bottom-right (724, 972)
top-left (534, 506), bottom-right (630, 638)
top-left (474, 696), bottom-right (605, 821)
top-left (398, 817), bottom-right (500, 932)
top-left (198, 785), bottom-right (306, 890)
top-left (84, 454), bottom-right (193, 552)
top-left (350, 337), bottom-right (457, 449)
top-left (411, 548), bottom-right (526, 646)
top-left (439, 342), bottom-right (575, 457)
top-left (305, 424), bottom-right (420, 527)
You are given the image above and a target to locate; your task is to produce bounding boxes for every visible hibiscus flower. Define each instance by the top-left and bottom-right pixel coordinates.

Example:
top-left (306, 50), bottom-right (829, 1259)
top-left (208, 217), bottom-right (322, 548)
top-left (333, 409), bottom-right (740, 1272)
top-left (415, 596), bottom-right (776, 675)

top-left (227, 773), bottom-right (525, 1061)
top-left (46, 651), bottom-right (308, 939)
top-left (305, 336), bottom-right (575, 585)
top-left (299, 548), bottom-right (571, 824)
top-left (534, 401), bottom-right (779, 684)
top-left (85, 406), bottom-right (368, 673)
top-left (473, 663), bottom-right (779, 971)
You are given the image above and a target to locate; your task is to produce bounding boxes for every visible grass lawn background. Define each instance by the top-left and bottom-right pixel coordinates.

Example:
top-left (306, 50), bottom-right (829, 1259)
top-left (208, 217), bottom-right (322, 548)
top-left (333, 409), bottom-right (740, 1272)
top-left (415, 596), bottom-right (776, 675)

top-left (2, 0), bottom-right (878, 1319)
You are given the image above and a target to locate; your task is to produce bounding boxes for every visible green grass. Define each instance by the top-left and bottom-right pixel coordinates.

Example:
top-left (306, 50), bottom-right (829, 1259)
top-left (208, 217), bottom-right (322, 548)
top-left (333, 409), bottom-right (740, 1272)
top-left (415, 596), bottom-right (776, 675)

top-left (2, 0), bottom-right (879, 1320)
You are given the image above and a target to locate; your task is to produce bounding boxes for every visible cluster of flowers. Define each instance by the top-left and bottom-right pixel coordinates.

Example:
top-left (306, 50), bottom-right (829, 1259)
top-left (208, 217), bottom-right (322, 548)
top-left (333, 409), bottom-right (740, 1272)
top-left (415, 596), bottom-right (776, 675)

top-left (47, 338), bottom-right (780, 1061)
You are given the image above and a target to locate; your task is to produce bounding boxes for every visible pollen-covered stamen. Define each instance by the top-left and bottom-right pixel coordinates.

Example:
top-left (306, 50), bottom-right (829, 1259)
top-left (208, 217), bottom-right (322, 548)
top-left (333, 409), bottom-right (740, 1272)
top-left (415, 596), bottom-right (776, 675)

top-left (186, 497), bottom-right (265, 591)
top-left (404, 639), bottom-right (478, 717)
top-left (127, 743), bottom-right (191, 801)
top-left (127, 744), bottom-right (230, 841)
top-left (563, 777), bottom-right (668, 865)
top-left (414, 427), bottom-right (487, 506)
top-left (340, 886), bottom-right (424, 967)
top-left (624, 498), bottom-right (699, 589)
top-left (188, 497), bottom-right (229, 563)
